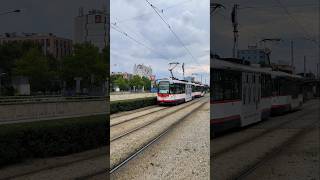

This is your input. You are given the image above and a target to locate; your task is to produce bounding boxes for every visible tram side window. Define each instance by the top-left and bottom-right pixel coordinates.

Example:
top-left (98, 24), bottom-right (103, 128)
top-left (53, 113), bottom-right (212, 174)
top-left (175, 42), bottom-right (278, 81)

top-left (212, 69), bottom-right (241, 101)
top-left (212, 70), bottom-right (223, 100)
top-left (261, 74), bottom-right (272, 97)
top-left (170, 83), bottom-right (185, 94)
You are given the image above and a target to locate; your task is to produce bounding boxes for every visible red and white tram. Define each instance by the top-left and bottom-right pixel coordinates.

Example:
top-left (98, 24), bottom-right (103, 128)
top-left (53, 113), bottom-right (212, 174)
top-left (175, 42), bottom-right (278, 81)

top-left (270, 71), bottom-right (303, 114)
top-left (211, 57), bottom-right (303, 134)
top-left (192, 83), bottom-right (204, 98)
top-left (157, 78), bottom-right (193, 104)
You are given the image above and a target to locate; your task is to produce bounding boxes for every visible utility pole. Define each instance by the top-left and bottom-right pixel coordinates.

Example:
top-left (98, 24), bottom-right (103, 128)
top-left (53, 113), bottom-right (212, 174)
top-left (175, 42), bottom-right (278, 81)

top-left (290, 40), bottom-right (294, 73)
top-left (231, 4), bottom-right (239, 58)
top-left (303, 56), bottom-right (306, 78)
top-left (317, 63), bottom-right (319, 79)
top-left (182, 63), bottom-right (185, 79)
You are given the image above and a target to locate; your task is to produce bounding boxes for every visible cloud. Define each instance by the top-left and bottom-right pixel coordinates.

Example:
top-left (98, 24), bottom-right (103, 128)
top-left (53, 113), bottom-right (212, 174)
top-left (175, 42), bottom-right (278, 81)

top-left (111, 0), bottom-right (210, 83)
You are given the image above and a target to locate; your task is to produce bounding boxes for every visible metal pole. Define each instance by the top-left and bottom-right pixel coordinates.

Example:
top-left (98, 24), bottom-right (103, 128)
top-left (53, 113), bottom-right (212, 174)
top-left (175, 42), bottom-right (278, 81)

top-left (303, 56), bottom-right (306, 77)
top-left (290, 40), bottom-right (294, 68)
top-left (232, 4), bottom-right (239, 58)
top-left (317, 63), bottom-right (319, 79)
top-left (0, 77), bottom-right (2, 96)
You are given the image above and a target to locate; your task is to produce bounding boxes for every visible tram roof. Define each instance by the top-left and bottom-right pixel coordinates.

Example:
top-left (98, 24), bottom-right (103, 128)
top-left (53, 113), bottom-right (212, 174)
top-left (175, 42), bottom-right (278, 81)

top-left (158, 78), bottom-right (206, 85)
top-left (212, 57), bottom-right (302, 79)
top-left (157, 78), bottom-right (191, 84)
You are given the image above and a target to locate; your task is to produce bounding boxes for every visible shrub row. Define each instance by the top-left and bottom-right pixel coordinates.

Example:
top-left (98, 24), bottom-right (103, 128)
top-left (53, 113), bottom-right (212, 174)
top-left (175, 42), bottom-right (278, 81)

top-left (110, 97), bottom-right (157, 114)
top-left (0, 115), bottom-right (108, 167)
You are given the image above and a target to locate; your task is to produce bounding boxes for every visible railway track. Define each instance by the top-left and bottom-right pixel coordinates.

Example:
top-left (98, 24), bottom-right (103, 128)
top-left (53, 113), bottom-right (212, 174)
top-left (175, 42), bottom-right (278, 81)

top-left (110, 105), bottom-right (161, 119)
top-left (211, 100), bottom-right (319, 179)
top-left (110, 98), bottom-right (204, 142)
top-left (234, 121), bottom-right (319, 180)
top-left (212, 102), bottom-right (317, 157)
top-left (110, 97), bottom-right (208, 174)
top-left (0, 148), bottom-right (108, 180)
top-left (110, 106), bottom-right (167, 127)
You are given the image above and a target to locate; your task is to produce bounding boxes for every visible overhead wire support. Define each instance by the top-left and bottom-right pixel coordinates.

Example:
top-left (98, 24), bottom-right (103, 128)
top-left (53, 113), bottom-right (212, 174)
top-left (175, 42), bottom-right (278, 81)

top-left (210, 3), bottom-right (225, 14)
top-left (145, 0), bottom-right (200, 65)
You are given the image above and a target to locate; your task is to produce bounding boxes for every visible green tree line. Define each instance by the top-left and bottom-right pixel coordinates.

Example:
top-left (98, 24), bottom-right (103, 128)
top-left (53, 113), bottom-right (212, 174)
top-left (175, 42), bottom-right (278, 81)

top-left (0, 41), bottom-right (108, 95)
top-left (110, 74), bottom-right (151, 92)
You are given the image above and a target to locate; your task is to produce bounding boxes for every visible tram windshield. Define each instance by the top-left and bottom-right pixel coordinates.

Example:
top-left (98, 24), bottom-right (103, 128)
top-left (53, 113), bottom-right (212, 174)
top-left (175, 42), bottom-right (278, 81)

top-left (158, 81), bottom-right (170, 94)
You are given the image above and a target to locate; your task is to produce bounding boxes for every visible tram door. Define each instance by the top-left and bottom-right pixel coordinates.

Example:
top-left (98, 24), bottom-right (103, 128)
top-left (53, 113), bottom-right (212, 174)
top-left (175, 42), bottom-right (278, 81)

top-left (241, 72), bottom-right (261, 126)
top-left (185, 84), bottom-right (192, 101)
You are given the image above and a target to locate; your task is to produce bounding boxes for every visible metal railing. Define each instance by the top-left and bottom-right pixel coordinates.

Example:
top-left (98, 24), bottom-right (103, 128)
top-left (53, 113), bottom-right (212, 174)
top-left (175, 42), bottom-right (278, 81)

top-left (0, 96), bottom-right (107, 105)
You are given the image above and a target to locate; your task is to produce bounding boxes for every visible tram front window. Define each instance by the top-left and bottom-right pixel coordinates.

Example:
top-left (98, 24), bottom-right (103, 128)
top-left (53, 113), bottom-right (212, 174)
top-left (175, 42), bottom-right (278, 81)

top-left (159, 81), bottom-right (170, 94)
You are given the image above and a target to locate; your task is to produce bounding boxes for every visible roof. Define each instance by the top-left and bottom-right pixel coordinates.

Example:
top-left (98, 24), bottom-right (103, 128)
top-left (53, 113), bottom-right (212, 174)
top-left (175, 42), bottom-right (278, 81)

top-left (211, 57), bottom-right (302, 79)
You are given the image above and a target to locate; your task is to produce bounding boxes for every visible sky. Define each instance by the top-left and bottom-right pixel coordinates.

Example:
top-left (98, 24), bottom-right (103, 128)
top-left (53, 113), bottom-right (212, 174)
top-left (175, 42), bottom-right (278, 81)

top-left (211, 0), bottom-right (319, 74)
top-left (0, 0), bottom-right (106, 39)
top-left (110, 0), bottom-right (210, 84)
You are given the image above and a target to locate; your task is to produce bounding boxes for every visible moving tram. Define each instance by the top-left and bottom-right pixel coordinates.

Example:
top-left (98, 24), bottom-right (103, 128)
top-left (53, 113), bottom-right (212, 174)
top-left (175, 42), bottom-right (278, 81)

top-left (211, 57), bottom-right (303, 134)
top-left (157, 79), bottom-right (192, 104)
top-left (157, 78), bottom-right (206, 105)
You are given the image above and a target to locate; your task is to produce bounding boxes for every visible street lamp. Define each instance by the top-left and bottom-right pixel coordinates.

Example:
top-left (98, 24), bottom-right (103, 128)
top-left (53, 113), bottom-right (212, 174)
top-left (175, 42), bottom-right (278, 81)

top-left (0, 73), bottom-right (7, 96)
top-left (0, 9), bottom-right (21, 16)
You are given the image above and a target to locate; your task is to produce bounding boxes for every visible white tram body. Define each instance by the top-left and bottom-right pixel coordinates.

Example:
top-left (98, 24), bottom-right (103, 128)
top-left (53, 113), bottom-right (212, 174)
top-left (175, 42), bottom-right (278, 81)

top-left (211, 57), bottom-right (303, 133)
top-left (191, 83), bottom-right (203, 98)
top-left (270, 71), bottom-right (303, 114)
top-left (157, 78), bottom-right (193, 104)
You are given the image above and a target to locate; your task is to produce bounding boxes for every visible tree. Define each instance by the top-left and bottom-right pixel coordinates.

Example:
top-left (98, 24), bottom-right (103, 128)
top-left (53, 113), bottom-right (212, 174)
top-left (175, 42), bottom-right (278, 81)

top-left (141, 76), bottom-right (151, 91)
top-left (0, 41), bottom-right (41, 79)
top-left (61, 43), bottom-right (106, 89)
top-left (114, 76), bottom-right (129, 91)
top-left (14, 48), bottom-right (52, 92)
top-left (129, 75), bottom-right (144, 91)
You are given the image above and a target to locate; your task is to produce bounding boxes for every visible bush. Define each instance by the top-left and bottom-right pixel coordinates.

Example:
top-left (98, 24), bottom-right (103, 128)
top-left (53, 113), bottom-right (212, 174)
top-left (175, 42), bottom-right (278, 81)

top-left (0, 115), bottom-right (108, 167)
top-left (110, 97), bottom-right (157, 114)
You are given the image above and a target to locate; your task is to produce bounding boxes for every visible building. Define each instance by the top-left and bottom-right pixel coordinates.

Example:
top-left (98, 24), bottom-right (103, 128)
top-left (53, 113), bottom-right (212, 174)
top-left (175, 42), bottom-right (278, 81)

top-left (73, 7), bottom-right (108, 51)
top-left (238, 45), bottom-right (269, 65)
top-left (0, 33), bottom-right (72, 59)
top-left (184, 76), bottom-right (195, 82)
top-left (111, 72), bottom-right (133, 80)
top-left (133, 64), bottom-right (153, 79)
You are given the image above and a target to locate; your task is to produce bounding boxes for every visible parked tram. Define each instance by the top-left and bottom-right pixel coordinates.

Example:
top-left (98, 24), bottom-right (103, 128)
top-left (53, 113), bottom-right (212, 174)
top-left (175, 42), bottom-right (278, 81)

top-left (211, 57), bottom-right (303, 134)
top-left (157, 78), bottom-right (206, 105)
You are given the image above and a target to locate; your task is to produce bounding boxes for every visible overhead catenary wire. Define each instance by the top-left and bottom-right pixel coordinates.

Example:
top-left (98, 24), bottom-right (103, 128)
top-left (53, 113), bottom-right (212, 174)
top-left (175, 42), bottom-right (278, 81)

top-left (146, 0), bottom-right (201, 66)
top-left (114, 0), bottom-right (194, 24)
top-left (111, 23), bottom-right (170, 60)
top-left (274, 0), bottom-right (319, 46)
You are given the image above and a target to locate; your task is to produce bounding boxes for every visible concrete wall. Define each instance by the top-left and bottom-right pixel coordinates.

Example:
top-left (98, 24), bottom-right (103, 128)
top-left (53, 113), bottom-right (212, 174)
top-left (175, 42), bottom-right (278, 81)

top-left (110, 93), bottom-right (156, 102)
top-left (0, 99), bottom-right (107, 123)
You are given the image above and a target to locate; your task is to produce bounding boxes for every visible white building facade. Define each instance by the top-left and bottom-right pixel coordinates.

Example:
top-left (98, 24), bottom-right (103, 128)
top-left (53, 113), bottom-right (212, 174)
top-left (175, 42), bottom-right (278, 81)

top-left (73, 7), bottom-right (108, 51)
top-left (238, 46), bottom-right (269, 65)
top-left (133, 64), bottom-right (153, 79)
